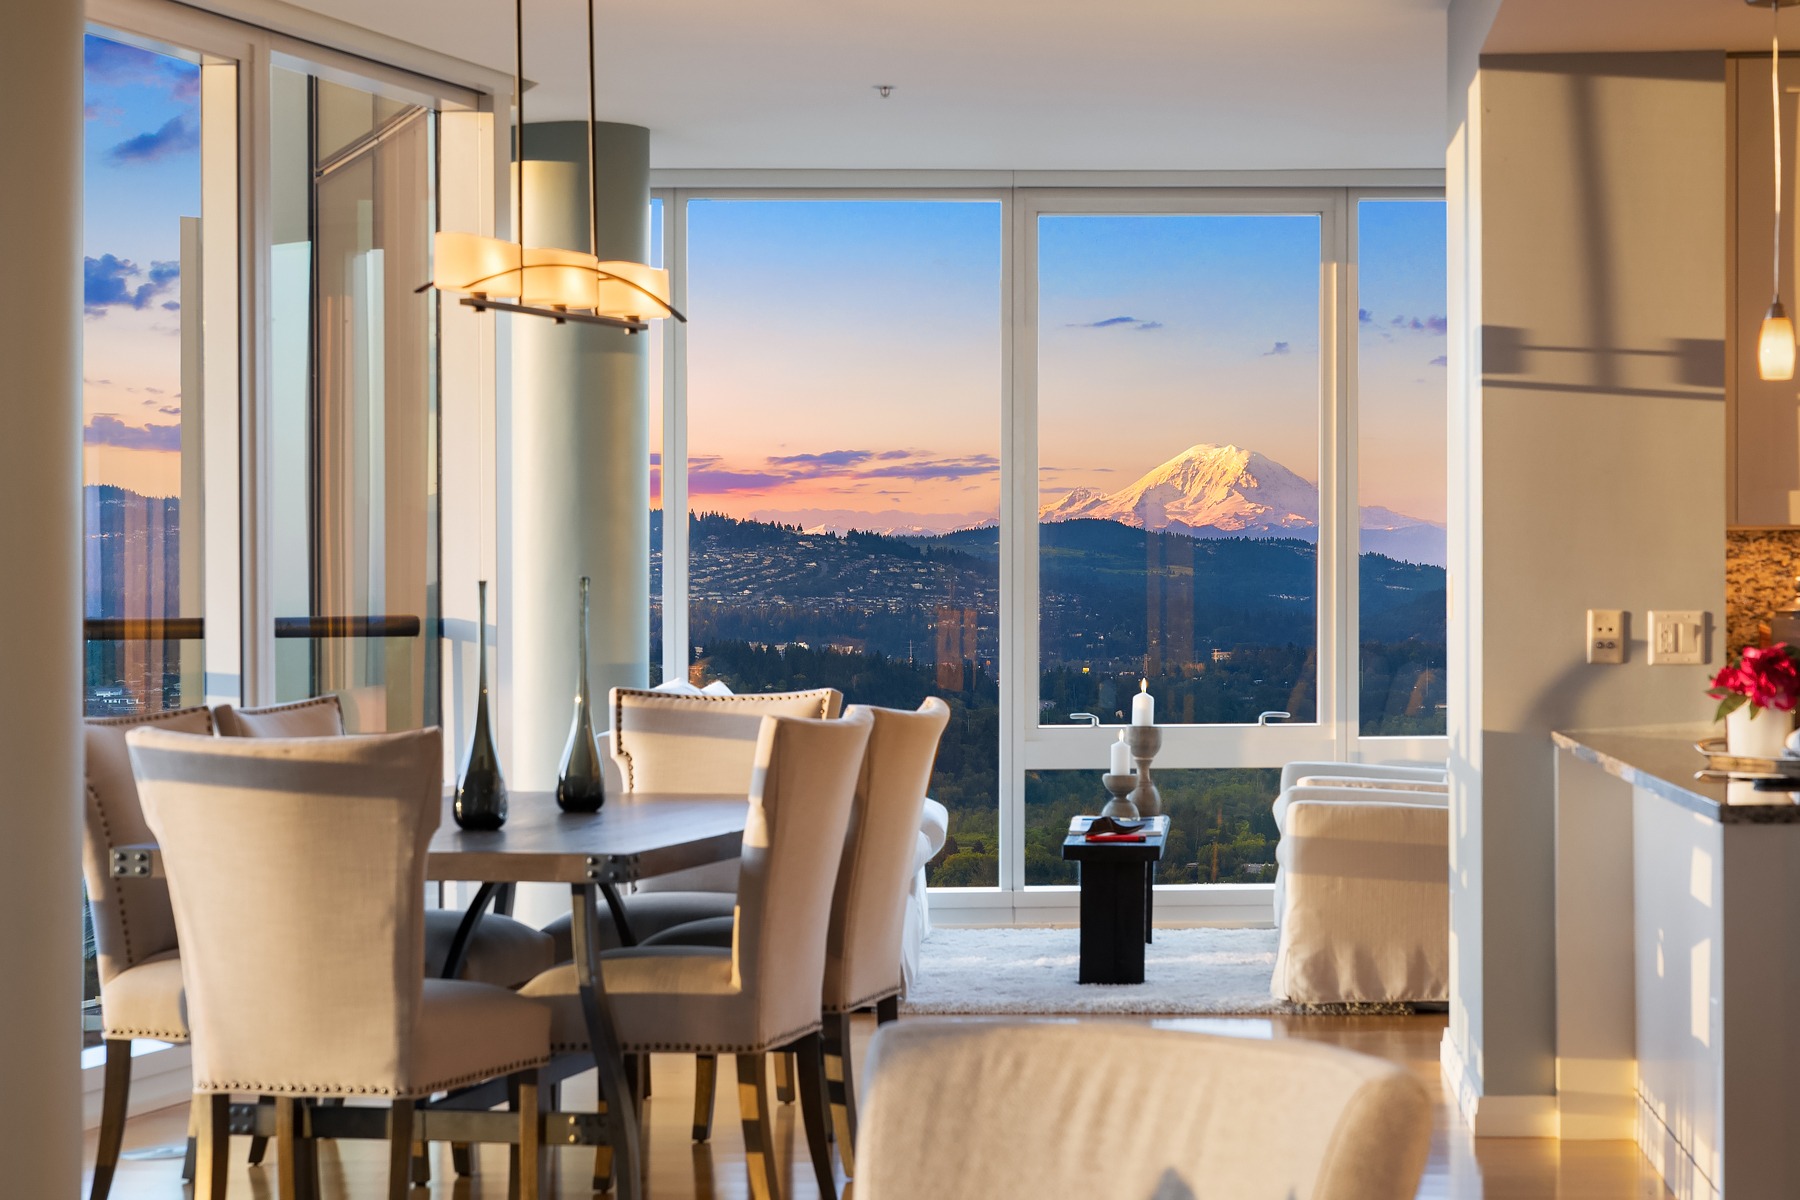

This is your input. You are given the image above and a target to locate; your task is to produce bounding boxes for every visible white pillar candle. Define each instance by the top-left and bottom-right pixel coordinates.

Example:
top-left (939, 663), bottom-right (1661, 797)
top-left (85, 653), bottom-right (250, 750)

top-left (1131, 678), bottom-right (1155, 726)
top-left (1110, 732), bottom-right (1131, 775)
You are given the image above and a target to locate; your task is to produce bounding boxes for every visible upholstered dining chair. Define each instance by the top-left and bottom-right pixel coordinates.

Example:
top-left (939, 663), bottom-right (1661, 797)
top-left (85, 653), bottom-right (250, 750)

top-left (129, 726), bottom-right (553, 1200)
top-left (539, 686), bottom-right (843, 960)
top-left (854, 1021), bottom-right (1434, 1200)
top-left (647, 698), bottom-right (951, 1170)
top-left (522, 708), bottom-right (873, 1200)
top-left (82, 706), bottom-right (215, 1200)
top-left (216, 694), bottom-right (556, 990)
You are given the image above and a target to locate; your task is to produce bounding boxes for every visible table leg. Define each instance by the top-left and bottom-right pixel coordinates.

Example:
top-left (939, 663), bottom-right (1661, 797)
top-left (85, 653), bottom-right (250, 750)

top-left (570, 883), bottom-right (643, 1200)
top-left (600, 881), bottom-right (638, 947)
top-left (440, 881), bottom-right (499, 979)
top-left (1145, 862), bottom-right (1156, 945)
top-left (1077, 859), bottom-right (1148, 984)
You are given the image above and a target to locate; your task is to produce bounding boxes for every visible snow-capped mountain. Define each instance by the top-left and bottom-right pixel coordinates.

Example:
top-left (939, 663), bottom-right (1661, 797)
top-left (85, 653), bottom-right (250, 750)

top-left (1039, 444), bottom-right (1445, 566)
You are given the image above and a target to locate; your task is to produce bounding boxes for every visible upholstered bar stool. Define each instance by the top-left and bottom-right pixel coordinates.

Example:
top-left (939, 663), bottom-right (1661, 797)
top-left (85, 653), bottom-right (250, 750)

top-left (130, 726), bottom-right (553, 1200)
top-left (523, 709), bottom-right (873, 1200)
top-left (855, 1021), bottom-right (1433, 1200)
top-left (537, 686), bottom-right (844, 962)
top-left (216, 695), bottom-right (556, 989)
top-left (81, 706), bottom-right (215, 1200)
top-left (650, 698), bottom-right (950, 1170)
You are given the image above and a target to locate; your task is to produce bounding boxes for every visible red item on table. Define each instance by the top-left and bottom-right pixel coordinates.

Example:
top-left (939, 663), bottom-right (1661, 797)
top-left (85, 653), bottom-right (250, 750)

top-left (1084, 831), bottom-right (1147, 843)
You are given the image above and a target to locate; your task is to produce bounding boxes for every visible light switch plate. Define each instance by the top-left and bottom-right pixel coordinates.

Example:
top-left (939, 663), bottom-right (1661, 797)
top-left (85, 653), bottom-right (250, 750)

top-left (1587, 609), bottom-right (1626, 664)
top-left (1648, 610), bottom-right (1707, 665)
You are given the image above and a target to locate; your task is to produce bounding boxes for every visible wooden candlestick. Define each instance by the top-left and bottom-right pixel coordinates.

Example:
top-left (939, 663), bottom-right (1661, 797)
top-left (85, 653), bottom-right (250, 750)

top-left (1126, 725), bottom-right (1163, 816)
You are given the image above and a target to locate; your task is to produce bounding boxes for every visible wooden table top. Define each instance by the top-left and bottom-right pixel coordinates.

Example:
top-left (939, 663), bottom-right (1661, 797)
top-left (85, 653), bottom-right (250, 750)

top-left (427, 791), bottom-right (748, 884)
top-left (112, 790), bottom-right (749, 887)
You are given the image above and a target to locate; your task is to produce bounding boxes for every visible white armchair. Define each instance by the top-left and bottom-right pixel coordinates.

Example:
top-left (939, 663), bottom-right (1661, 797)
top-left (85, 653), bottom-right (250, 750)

top-left (904, 797), bottom-right (949, 993)
top-left (1271, 763), bottom-right (1448, 1005)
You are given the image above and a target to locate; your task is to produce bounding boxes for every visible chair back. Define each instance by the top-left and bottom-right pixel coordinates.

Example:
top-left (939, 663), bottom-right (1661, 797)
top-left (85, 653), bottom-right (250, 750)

top-left (856, 1021), bottom-right (1433, 1200)
top-left (129, 726), bottom-right (443, 1095)
top-left (825, 699), bottom-right (949, 1011)
top-left (609, 686), bottom-right (842, 795)
top-left (213, 694), bottom-right (345, 738)
top-left (82, 706), bottom-right (215, 985)
top-left (731, 710), bottom-right (871, 1042)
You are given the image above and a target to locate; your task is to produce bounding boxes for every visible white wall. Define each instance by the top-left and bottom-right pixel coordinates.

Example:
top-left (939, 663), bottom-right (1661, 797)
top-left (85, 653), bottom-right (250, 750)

top-left (1447, 47), bottom-right (1728, 1125)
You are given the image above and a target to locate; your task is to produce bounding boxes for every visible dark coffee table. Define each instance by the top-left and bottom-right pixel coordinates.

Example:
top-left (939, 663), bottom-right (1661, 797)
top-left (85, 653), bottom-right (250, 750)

top-left (1061, 814), bottom-right (1169, 984)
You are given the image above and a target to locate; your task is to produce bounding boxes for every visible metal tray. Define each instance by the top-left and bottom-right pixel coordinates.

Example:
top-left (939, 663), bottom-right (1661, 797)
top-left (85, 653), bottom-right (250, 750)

top-left (1694, 737), bottom-right (1800, 780)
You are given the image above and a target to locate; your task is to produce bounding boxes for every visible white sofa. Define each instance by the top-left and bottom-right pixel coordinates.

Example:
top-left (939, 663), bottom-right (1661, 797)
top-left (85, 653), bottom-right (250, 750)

top-left (1270, 761), bottom-right (1449, 1004)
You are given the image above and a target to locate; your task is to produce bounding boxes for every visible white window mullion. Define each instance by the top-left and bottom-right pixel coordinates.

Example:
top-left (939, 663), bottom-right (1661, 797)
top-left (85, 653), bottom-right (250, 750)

top-left (1000, 185), bottom-right (1032, 893)
top-left (661, 189), bottom-right (689, 687)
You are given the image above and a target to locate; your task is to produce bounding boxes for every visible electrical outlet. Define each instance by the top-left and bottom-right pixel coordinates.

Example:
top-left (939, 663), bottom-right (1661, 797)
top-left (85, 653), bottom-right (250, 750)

top-left (1587, 609), bottom-right (1626, 664)
top-left (1649, 610), bottom-right (1707, 665)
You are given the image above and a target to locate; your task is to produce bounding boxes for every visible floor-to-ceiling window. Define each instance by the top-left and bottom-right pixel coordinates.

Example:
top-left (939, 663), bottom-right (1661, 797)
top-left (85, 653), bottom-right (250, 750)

top-left (681, 197), bottom-right (1004, 884)
top-left (1355, 197), bottom-right (1448, 738)
top-left (657, 186), bottom-right (1447, 905)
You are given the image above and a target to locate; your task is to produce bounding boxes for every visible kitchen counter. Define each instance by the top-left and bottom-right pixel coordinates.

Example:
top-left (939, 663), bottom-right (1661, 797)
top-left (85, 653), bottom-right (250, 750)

top-left (1552, 725), bottom-right (1800, 822)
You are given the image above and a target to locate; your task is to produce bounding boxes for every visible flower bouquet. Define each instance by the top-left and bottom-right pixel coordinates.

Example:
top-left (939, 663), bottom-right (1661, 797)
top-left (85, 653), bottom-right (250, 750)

top-left (1708, 643), bottom-right (1800, 759)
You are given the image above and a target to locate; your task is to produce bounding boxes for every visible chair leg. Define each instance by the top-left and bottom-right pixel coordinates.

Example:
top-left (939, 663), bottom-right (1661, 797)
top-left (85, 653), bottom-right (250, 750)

top-left (276, 1097), bottom-right (306, 1200)
top-left (875, 995), bottom-right (899, 1024)
top-left (792, 1033), bottom-right (837, 1200)
top-left (247, 1095), bottom-right (276, 1166)
top-left (386, 1100), bottom-right (415, 1200)
top-left (508, 1069), bottom-right (542, 1200)
top-left (452, 1142), bottom-right (475, 1177)
top-left (692, 1054), bottom-right (718, 1143)
top-left (410, 1140), bottom-right (431, 1186)
top-left (180, 1117), bottom-right (196, 1183)
top-left (822, 1012), bottom-right (858, 1176)
top-left (773, 1050), bottom-right (796, 1103)
top-left (89, 1039), bottom-right (131, 1200)
top-left (194, 1093), bottom-right (230, 1200)
top-left (735, 1053), bottom-right (782, 1200)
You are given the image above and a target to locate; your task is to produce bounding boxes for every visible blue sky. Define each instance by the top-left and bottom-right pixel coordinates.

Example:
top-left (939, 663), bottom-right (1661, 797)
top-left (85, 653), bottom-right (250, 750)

top-left (81, 33), bottom-right (201, 499)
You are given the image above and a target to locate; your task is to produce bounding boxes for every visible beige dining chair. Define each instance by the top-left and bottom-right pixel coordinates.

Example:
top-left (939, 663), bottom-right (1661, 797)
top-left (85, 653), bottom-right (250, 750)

top-left (854, 1021), bottom-right (1434, 1200)
top-left (539, 686), bottom-right (843, 959)
top-left (522, 708), bottom-right (873, 1200)
top-left (216, 694), bottom-right (556, 990)
top-left (129, 725), bottom-right (553, 1200)
top-left (82, 706), bottom-right (215, 1200)
top-left (649, 698), bottom-right (951, 1169)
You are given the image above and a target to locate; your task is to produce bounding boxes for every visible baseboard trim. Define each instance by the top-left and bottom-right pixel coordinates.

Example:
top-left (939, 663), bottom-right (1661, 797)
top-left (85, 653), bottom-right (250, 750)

top-left (80, 1042), bottom-right (191, 1130)
top-left (1439, 1029), bottom-right (1559, 1138)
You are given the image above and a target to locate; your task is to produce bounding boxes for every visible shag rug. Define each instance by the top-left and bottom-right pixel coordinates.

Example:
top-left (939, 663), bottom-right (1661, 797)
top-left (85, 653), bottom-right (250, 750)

top-left (901, 926), bottom-right (1408, 1016)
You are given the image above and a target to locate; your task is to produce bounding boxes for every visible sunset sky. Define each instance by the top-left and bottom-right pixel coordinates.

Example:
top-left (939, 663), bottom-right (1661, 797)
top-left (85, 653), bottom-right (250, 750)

top-left (82, 34), bottom-right (198, 501)
top-left (683, 199), bottom-right (1447, 533)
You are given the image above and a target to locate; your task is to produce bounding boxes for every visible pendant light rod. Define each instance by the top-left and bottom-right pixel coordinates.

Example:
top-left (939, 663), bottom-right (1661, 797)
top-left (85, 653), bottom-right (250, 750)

top-left (583, 0), bottom-right (687, 322)
top-left (1756, 0), bottom-right (1800, 380)
top-left (1775, 0), bottom-right (1784, 300)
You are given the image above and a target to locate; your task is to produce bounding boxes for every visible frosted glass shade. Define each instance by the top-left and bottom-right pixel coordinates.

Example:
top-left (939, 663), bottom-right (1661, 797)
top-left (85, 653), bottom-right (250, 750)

top-left (432, 232), bottom-right (523, 300)
top-left (593, 261), bottom-right (675, 320)
top-left (1760, 301), bottom-right (1796, 381)
top-left (519, 246), bottom-right (601, 309)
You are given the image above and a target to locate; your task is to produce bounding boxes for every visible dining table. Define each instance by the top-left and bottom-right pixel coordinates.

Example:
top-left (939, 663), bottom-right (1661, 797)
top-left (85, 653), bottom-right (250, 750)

top-left (112, 788), bottom-right (749, 1200)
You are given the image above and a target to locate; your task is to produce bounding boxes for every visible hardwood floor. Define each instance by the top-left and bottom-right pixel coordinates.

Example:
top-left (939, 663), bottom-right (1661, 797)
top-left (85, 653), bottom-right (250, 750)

top-left (88, 1013), bottom-right (1673, 1199)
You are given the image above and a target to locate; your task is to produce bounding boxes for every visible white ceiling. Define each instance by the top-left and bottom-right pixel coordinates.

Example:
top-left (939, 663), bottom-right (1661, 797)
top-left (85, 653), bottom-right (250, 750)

top-left (1487, 0), bottom-right (1793, 54)
top-left (282, 0), bottom-right (1450, 170)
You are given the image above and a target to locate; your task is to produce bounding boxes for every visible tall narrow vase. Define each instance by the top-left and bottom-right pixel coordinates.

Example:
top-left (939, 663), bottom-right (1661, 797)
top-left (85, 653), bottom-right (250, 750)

top-left (455, 580), bottom-right (508, 830)
top-left (556, 576), bottom-right (606, 813)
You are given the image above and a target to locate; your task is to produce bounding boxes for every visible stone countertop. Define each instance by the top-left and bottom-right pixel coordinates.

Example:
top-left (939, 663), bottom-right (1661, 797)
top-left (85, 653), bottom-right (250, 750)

top-left (1553, 725), bottom-right (1800, 824)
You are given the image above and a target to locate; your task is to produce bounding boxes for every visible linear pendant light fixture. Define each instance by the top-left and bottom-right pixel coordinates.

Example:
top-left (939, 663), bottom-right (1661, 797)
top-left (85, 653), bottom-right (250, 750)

top-left (421, 0), bottom-right (685, 332)
top-left (1755, 0), bottom-right (1800, 380)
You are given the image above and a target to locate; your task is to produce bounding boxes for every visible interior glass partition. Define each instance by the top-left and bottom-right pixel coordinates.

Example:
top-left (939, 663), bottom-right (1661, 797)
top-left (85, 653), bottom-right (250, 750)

top-left (270, 66), bottom-right (439, 732)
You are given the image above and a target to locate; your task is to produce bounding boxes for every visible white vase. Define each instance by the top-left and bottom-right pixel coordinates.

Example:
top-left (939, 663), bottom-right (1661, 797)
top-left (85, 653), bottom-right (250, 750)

top-left (1725, 704), bottom-right (1794, 760)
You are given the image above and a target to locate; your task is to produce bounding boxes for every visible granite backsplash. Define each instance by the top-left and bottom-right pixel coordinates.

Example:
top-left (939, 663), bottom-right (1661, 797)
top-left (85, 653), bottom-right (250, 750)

top-left (1727, 528), bottom-right (1800, 651)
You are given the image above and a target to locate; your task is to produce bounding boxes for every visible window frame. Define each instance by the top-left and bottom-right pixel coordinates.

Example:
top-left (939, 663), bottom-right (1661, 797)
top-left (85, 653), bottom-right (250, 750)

top-left (653, 182), bottom-right (1448, 907)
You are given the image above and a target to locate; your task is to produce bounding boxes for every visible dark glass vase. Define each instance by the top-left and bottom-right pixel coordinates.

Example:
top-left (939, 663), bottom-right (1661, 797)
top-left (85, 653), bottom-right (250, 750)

top-left (455, 580), bottom-right (508, 830)
top-left (556, 575), bottom-right (606, 813)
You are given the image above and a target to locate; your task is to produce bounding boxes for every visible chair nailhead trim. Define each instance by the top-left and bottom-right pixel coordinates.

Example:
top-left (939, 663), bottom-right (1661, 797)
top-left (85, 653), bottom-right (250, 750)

top-left (105, 1029), bottom-right (190, 1041)
top-left (195, 1054), bottom-right (551, 1098)
top-left (549, 1020), bottom-right (822, 1058)
top-left (826, 985), bottom-right (900, 1016)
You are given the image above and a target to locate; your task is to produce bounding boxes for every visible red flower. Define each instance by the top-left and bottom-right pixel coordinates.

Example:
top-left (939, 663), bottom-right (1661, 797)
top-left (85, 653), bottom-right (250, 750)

top-left (1710, 644), bottom-right (1800, 714)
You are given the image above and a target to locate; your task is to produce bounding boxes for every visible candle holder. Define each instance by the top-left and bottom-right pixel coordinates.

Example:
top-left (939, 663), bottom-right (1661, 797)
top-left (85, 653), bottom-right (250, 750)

top-left (1126, 725), bottom-right (1163, 816)
top-left (1100, 772), bottom-right (1139, 819)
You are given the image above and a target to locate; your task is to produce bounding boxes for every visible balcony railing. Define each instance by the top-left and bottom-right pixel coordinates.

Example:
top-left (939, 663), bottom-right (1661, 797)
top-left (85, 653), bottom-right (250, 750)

top-left (83, 616), bottom-right (424, 641)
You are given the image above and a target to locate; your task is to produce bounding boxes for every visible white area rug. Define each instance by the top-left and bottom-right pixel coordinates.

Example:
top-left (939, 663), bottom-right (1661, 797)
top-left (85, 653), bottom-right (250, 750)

top-left (902, 926), bottom-right (1289, 1016)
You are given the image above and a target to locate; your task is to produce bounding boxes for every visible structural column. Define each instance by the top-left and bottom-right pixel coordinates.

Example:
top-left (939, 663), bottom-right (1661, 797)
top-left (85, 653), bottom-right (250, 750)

top-left (0, 0), bottom-right (85, 1190)
top-left (507, 121), bottom-right (651, 805)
